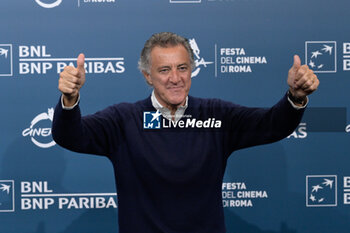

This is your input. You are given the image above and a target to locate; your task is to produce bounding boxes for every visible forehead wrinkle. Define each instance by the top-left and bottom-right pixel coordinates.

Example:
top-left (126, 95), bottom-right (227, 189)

top-left (150, 45), bottom-right (190, 66)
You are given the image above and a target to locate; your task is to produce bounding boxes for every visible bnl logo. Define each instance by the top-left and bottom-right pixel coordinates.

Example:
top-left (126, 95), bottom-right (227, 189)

top-left (143, 110), bottom-right (161, 129)
top-left (0, 44), bottom-right (13, 76)
top-left (306, 175), bottom-right (337, 207)
top-left (170, 0), bottom-right (201, 3)
top-left (0, 180), bottom-right (15, 212)
top-left (305, 41), bottom-right (337, 73)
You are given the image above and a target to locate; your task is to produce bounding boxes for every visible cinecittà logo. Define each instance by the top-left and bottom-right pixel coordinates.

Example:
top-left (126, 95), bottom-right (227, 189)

top-left (22, 108), bottom-right (56, 148)
top-left (35, 0), bottom-right (62, 8)
top-left (345, 124), bottom-right (350, 133)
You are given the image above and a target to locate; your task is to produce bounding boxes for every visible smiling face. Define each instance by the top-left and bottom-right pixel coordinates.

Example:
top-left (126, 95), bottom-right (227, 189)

top-left (143, 45), bottom-right (192, 111)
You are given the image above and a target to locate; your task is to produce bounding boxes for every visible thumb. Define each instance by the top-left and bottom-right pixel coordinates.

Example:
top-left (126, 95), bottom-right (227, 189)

top-left (292, 54), bottom-right (301, 70)
top-left (77, 53), bottom-right (85, 74)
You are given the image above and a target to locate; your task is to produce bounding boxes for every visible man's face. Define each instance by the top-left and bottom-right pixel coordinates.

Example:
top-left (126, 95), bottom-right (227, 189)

top-left (143, 45), bottom-right (192, 109)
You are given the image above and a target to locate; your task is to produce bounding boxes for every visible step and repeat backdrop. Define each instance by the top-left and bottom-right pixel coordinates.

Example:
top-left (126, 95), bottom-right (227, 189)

top-left (0, 0), bottom-right (350, 232)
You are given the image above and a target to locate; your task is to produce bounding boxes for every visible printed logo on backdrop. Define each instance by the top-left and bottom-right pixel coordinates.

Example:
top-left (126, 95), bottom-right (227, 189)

top-left (22, 108), bottom-right (56, 148)
top-left (346, 124), bottom-right (350, 133)
top-left (305, 175), bottom-right (350, 207)
top-left (169, 0), bottom-right (244, 3)
top-left (35, 0), bottom-right (116, 8)
top-left (79, 0), bottom-right (116, 7)
top-left (305, 41), bottom-right (337, 73)
top-left (0, 180), bottom-right (15, 212)
top-left (170, 0), bottom-right (201, 3)
top-left (35, 0), bottom-right (62, 8)
top-left (21, 181), bottom-right (117, 210)
top-left (18, 45), bottom-right (125, 76)
top-left (287, 123), bottom-right (307, 139)
top-left (344, 177), bottom-right (350, 204)
top-left (344, 43), bottom-right (350, 71)
top-left (189, 39), bottom-right (213, 78)
top-left (0, 44), bottom-right (13, 76)
top-left (306, 175), bottom-right (337, 207)
top-left (217, 47), bottom-right (267, 77)
top-left (222, 182), bottom-right (268, 208)
top-left (0, 180), bottom-right (117, 211)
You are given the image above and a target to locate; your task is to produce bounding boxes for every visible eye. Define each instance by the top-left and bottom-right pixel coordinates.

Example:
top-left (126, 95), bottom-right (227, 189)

top-left (178, 66), bottom-right (188, 72)
top-left (159, 68), bottom-right (169, 74)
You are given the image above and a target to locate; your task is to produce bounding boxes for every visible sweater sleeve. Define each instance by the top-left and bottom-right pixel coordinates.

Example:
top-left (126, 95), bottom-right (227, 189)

top-left (226, 93), bottom-right (305, 153)
top-left (52, 97), bottom-right (122, 157)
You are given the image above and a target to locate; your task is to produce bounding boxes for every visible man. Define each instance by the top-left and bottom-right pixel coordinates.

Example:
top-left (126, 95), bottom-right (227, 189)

top-left (52, 32), bottom-right (319, 233)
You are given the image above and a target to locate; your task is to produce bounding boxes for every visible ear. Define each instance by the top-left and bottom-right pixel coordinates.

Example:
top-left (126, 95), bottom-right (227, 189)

top-left (142, 71), bottom-right (153, 85)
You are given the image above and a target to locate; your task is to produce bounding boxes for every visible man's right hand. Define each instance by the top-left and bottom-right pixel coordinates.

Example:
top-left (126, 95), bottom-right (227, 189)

top-left (58, 53), bottom-right (86, 107)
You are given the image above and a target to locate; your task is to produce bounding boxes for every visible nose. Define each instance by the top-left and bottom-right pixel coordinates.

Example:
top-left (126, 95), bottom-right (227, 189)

top-left (169, 69), bottom-right (181, 84)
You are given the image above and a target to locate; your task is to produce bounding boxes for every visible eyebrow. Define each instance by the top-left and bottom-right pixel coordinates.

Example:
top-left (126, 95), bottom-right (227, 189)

top-left (157, 65), bottom-right (171, 70)
top-left (157, 63), bottom-right (188, 70)
top-left (177, 63), bottom-right (188, 67)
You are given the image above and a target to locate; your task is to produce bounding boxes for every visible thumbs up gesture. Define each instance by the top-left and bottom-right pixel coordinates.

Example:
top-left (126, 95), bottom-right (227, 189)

top-left (58, 53), bottom-right (86, 107)
top-left (287, 55), bottom-right (319, 105)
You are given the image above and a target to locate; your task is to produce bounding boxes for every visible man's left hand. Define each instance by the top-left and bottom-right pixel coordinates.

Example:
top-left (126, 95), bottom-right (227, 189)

top-left (287, 55), bottom-right (319, 104)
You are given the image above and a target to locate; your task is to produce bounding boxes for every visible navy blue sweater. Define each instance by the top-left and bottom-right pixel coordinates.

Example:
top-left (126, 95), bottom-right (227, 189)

top-left (52, 94), bottom-right (304, 233)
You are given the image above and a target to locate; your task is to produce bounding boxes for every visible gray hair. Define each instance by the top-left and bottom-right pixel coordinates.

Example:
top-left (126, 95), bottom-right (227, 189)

top-left (138, 32), bottom-right (195, 74)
